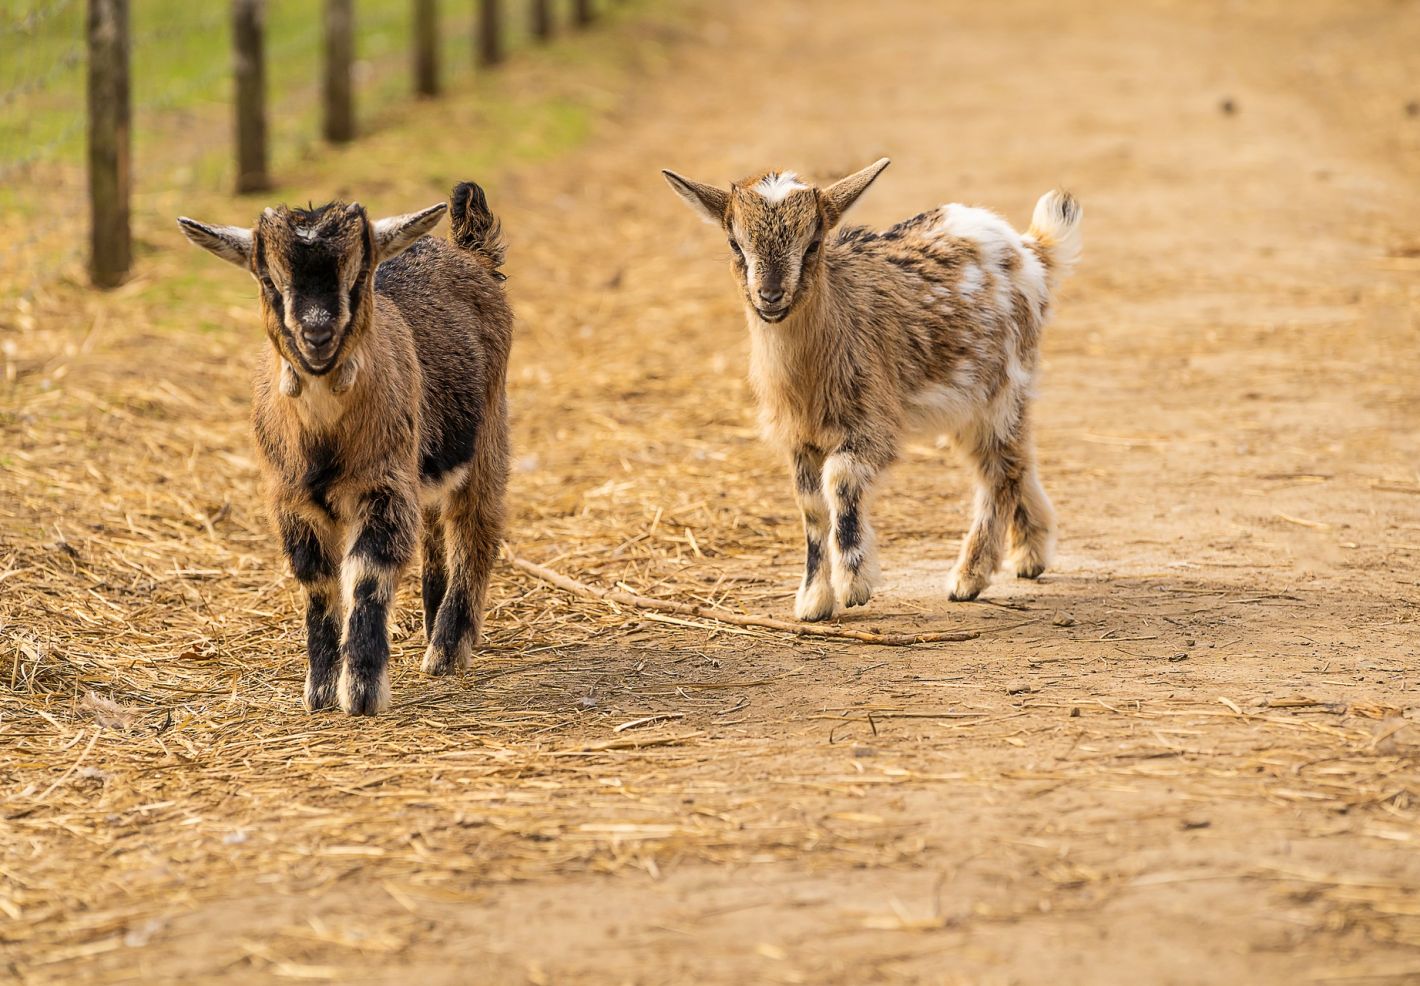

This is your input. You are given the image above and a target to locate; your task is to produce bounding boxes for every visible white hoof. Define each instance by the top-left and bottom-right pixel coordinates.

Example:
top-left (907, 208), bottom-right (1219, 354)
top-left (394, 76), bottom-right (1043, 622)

top-left (303, 670), bottom-right (339, 712)
top-left (421, 639), bottom-right (471, 676)
top-left (337, 665), bottom-right (390, 716)
top-left (795, 578), bottom-right (836, 622)
top-left (1010, 533), bottom-right (1055, 580)
top-left (832, 565), bottom-right (876, 609)
top-left (946, 565), bottom-right (991, 602)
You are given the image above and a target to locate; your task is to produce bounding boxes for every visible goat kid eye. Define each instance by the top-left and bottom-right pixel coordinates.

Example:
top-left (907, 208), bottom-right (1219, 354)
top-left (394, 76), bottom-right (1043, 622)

top-left (805, 240), bottom-right (821, 258)
top-left (728, 239), bottom-right (744, 257)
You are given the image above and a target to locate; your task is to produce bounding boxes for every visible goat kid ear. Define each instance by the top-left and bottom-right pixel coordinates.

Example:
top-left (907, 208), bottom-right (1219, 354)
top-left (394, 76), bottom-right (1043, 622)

top-left (372, 202), bottom-right (447, 261)
top-left (177, 218), bottom-right (254, 268)
top-left (822, 157), bottom-right (891, 226)
top-left (662, 170), bottom-right (730, 225)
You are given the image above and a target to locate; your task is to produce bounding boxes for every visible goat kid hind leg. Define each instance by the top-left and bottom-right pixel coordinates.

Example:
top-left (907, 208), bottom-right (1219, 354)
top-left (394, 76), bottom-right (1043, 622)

top-left (422, 469), bottom-right (504, 676)
top-left (792, 444), bottom-right (836, 621)
top-left (420, 507), bottom-right (449, 643)
top-left (1006, 409), bottom-right (1056, 580)
top-left (822, 441), bottom-right (889, 610)
top-left (947, 417), bottom-right (1030, 602)
top-left (338, 486), bottom-right (419, 716)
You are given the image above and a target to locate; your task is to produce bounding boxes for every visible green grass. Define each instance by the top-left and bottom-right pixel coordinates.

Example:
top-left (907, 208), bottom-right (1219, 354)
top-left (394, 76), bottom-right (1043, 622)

top-left (0, 0), bottom-right (666, 292)
top-left (0, 0), bottom-right (560, 184)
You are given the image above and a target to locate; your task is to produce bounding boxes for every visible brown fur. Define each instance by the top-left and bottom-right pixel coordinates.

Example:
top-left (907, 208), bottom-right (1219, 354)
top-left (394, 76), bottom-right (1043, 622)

top-left (664, 161), bottom-right (1082, 619)
top-left (178, 183), bottom-right (511, 715)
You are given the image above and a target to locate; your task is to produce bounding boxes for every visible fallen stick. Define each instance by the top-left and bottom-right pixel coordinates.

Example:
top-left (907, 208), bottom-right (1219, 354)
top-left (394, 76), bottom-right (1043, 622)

top-left (506, 553), bottom-right (980, 646)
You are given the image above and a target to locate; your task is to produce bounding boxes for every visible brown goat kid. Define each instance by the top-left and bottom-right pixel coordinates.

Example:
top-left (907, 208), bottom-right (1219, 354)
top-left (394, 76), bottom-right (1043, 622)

top-left (663, 160), bottom-right (1082, 621)
top-left (178, 183), bottom-right (511, 715)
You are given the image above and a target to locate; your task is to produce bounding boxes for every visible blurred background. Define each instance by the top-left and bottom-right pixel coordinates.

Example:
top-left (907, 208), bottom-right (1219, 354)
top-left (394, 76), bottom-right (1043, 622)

top-left (1, 0), bottom-right (611, 299)
top-left (4, 3), bottom-right (1420, 984)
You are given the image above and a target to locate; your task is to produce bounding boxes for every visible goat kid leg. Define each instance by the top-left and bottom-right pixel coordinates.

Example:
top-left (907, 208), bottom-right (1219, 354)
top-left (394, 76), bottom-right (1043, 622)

top-left (792, 445), bottom-right (835, 621)
top-left (423, 462), bottom-right (506, 677)
top-left (1009, 459), bottom-right (1056, 579)
top-left (420, 508), bottom-right (448, 641)
top-left (823, 443), bottom-right (886, 609)
top-left (338, 487), bottom-right (418, 716)
top-left (279, 513), bottom-right (342, 711)
top-left (948, 423), bottom-right (1027, 601)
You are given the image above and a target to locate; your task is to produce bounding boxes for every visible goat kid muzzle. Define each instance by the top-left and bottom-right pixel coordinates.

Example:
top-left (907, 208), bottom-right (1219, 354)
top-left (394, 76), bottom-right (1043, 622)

top-left (290, 310), bottom-right (346, 373)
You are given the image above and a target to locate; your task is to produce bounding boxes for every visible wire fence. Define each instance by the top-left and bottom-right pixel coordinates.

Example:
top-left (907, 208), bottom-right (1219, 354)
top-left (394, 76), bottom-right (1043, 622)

top-left (0, 0), bottom-right (615, 297)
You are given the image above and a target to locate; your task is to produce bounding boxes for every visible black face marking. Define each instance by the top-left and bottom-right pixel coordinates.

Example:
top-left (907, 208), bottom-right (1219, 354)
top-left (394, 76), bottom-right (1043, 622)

top-left (258, 203), bottom-right (370, 376)
top-left (287, 241), bottom-right (343, 325)
top-left (350, 487), bottom-right (414, 569)
top-left (281, 516), bottom-right (333, 584)
top-left (301, 436), bottom-right (342, 520)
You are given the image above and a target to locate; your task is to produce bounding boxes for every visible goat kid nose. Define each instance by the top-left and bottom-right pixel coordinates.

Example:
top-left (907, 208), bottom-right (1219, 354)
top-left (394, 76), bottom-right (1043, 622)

top-left (758, 287), bottom-right (785, 305)
top-left (302, 327), bottom-right (333, 347)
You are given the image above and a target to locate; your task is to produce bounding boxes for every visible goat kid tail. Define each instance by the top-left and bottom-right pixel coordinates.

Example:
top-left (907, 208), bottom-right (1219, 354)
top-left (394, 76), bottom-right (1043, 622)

top-left (450, 181), bottom-right (507, 282)
top-left (1026, 190), bottom-right (1083, 283)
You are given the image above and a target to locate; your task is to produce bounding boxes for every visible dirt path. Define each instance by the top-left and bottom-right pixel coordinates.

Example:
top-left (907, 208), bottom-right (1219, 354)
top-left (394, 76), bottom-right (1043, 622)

top-left (4, 1), bottom-right (1420, 983)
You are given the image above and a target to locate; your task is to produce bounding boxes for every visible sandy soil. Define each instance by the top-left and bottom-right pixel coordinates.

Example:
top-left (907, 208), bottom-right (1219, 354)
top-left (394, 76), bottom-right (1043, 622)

top-left (4, 1), bottom-right (1420, 983)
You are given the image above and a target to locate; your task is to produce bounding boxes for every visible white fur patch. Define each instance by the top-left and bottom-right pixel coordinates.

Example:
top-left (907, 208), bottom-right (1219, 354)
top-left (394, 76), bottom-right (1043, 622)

top-left (938, 204), bottom-right (1020, 254)
top-left (981, 352), bottom-right (1032, 437)
top-left (1016, 249), bottom-right (1049, 321)
top-left (292, 375), bottom-right (347, 431)
top-left (905, 380), bottom-right (979, 434)
top-left (754, 172), bottom-right (808, 204)
top-left (420, 464), bottom-right (470, 510)
top-left (958, 263), bottom-right (984, 298)
top-left (937, 205), bottom-right (1044, 319)
top-left (822, 453), bottom-right (878, 498)
top-left (340, 554), bottom-right (394, 618)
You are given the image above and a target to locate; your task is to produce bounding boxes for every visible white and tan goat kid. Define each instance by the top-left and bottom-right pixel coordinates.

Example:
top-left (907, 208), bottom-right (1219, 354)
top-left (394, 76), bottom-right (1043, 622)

top-left (662, 159), bottom-right (1082, 620)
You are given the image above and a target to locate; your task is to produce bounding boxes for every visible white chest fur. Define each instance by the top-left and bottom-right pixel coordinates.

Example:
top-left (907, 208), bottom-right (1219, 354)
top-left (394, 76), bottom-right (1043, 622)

top-left (291, 374), bottom-right (348, 430)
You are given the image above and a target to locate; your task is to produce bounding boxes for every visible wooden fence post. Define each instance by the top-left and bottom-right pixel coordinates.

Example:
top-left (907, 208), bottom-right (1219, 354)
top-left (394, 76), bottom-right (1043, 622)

top-left (477, 0), bottom-right (502, 66)
top-left (530, 0), bottom-right (552, 41)
top-left (414, 0), bottom-right (439, 97)
top-left (573, 0), bottom-right (593, 28)
top-left (87, 0), bottom-right (130, 288)
top-left (233, 0), bottom-right (270, 193)
top-left (322, 0), bottom-right (355, 142)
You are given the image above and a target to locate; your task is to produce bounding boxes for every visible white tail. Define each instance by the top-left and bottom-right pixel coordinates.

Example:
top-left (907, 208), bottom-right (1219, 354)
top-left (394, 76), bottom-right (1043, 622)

top-left (1027, 190), bottom-right (1083, 281)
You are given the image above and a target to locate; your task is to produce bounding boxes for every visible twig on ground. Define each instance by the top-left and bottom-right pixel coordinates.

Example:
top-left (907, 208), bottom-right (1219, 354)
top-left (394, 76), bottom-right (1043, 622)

top-left (505, 550), bottom-right (979, 646)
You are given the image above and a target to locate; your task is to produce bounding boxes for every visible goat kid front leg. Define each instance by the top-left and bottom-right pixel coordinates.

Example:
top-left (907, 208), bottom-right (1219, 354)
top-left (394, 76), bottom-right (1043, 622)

top-left (279, 512), bottom-right (342, 711)
top-left (823, 439), bottom-right (890, 610)
top-left (792, 445), bottom-right (835, 621)
top-left (338, 485), bottom-right (418, 716)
